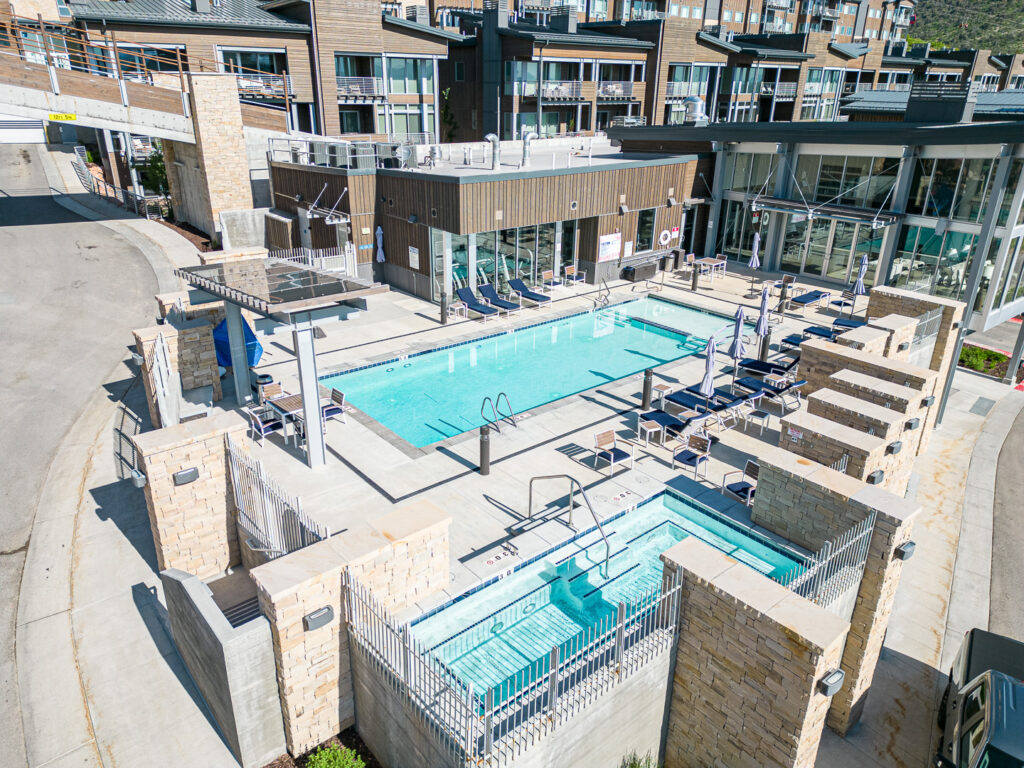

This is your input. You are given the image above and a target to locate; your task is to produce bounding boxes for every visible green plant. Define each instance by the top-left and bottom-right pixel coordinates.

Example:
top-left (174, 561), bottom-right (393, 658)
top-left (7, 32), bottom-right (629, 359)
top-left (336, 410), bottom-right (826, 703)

top-left (136, 149), bottom-right (168, 195)
top-left (959, 344), bottom-right (1008, 375)
top-left (440, 87), bottom-right (459, 143)
top-left (305, 743), bottom-right (365, 768)
top-left (620, 751), bottom-right (660, 768)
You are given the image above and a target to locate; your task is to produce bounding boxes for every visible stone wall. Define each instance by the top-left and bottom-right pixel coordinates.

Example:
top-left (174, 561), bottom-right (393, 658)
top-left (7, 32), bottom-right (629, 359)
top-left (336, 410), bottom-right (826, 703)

top-left (799, 339), bottom-right (939, 399)
top-left (867, 313), bottom-right (917, 361)
top-left (834, 325), bottom-right (888, 355)
top-left (866, 286), bottom-right (966, 447)
top-left (779, 407), bottom-right (887, 485)
top-left (661, 537), bottom-right (849, 768)
top-left (156, 290), bottom-right (224, 326)
top-left (160, 568), bottom-right (286, 768)
top-left (134, 318), bottom-right (222, 428)
top-left (250, 501), bottom-right (451, 756)
top-left (132, 411), bottom-right (247, 578)
top-left (750, 448), bottom-right (920, 735)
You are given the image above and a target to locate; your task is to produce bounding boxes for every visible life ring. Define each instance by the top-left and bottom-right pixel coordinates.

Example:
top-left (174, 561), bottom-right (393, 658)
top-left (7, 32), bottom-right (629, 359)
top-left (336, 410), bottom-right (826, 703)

top-left (658, 229), bottom-right (672, 246)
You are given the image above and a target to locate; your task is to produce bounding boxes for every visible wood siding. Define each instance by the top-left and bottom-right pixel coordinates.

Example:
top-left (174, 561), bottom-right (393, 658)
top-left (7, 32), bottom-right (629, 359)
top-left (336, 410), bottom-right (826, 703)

top-left (240, 102), bottom-right (288, 132)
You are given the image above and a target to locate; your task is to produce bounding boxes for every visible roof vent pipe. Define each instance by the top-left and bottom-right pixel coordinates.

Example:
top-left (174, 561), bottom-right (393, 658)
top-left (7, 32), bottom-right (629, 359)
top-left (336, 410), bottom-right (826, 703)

top-left (522, 131), bottom-right (539, 167)
top-left (485, 133), bottom-right (500, 169)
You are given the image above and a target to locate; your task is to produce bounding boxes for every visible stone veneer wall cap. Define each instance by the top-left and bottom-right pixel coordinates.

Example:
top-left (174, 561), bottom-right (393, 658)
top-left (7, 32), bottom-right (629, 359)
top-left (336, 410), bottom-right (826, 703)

top-left (828, 369), bottom-right (919, 403)
top-left (837, 326), bottom-right (889, 345)
top-left (782, 408), bottom-right (886, 451)
top-left (326, 526), bottom-right (391, 564)
top-left (767, 592), bottom-right (850, 654)
top-left (850, 485), bottom-right (921, 523)
top-left (868, 313), bottom-right (918, 333)
top-left (134, 324), bottom-right (178, 344)
top-left (708, 562), bottom-right (792, 616)
top-left (249, 538), bottom-right (344, 598)
top-left (660, 537), bottom-right (735, 582)
top-left (805, 465), bottom-right (866, 501)
top-left (131, 410), bottom-right (247, 455)
top-left (808, 388), bottom-right (905, 427)
top-left (801, 338), bottom-right (939, 380)
top-left (370, 500), bottom-right (452, 543)
top-left (869, 285), bottom-right (966, 310)
top-left (757, 445), bottom-right (823, 479)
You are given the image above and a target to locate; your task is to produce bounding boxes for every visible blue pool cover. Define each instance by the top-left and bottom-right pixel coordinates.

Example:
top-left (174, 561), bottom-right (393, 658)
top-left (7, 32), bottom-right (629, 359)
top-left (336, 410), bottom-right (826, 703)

top-left (213, 319), bottom-right (263, 368)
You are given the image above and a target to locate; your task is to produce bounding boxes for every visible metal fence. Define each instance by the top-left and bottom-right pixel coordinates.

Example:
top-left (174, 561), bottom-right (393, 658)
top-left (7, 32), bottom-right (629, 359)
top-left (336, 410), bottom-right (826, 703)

top-left (113, 400), bottom-right (143, 480)
top-left (269, 246), bottom-right (355, 275)
top-left (71, 158), bottom-right (170, 220)
top-left (345, 568), bottom-right (683, 765)
top-left (908, 307), bottom-right (943, 369)
top-left (225, 434), bottom-right (329, 558)
top-left (779, 512), bottom-right (876, 613)
top-left (149, 331), bottom-right (176, 428)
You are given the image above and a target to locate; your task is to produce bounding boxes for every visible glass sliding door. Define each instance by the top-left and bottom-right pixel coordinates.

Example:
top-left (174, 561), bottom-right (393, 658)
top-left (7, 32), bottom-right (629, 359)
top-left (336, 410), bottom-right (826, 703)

top-left (535, 223), bottom-right (556, 279)
top-left (825, 221), bottom-right (856, 282)
top-left (780, 215), bottom-right (807, 273)
top-left (802, 219), bottom-right (832, 276)
top-left (476, 231), bottom-right (498, 289)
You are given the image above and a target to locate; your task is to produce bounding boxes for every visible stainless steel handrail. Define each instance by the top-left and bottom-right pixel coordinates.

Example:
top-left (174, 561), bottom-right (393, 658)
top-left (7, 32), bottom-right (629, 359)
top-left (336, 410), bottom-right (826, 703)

top-left (495, 391), bottom-right (517, 427)
top-left (528, 474), bottom-right (610, 577)
top-left (480, 396), bottom-right (501, 433)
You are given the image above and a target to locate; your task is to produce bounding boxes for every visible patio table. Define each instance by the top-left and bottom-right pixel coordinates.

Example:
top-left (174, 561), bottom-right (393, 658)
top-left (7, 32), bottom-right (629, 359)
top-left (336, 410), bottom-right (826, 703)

top-left (267, 391), bottom-right (332, 448)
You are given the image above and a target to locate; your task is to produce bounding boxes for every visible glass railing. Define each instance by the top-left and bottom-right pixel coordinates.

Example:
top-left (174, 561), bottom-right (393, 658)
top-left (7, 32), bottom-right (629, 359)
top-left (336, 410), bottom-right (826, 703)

top-left (336, 76), bottom-right (384, 97)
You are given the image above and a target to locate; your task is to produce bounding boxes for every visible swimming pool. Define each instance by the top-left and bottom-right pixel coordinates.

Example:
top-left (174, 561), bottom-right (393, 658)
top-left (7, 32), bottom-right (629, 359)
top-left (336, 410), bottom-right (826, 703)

top-left (319, 297), bottom-right (737, 446)
top-left (411, 489), bottom-right (805, 698)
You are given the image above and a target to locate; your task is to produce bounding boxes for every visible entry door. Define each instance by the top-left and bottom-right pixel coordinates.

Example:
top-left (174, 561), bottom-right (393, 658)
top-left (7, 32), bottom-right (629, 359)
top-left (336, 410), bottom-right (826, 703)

top-left (825, 221), bottom-right (857, 283)
top-left (802, 219), bottom-right (832, 276)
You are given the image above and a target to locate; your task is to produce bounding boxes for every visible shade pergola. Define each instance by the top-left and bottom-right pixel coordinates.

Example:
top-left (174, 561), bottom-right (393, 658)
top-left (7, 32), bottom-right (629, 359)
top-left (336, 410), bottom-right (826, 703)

top-left (177, 258), bottom-right (389, 467)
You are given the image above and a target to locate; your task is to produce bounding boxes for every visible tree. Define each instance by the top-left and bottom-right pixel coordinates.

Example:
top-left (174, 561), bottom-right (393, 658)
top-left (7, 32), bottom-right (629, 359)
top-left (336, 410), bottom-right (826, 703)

top-left (440, 87), bottom-right (459, 143)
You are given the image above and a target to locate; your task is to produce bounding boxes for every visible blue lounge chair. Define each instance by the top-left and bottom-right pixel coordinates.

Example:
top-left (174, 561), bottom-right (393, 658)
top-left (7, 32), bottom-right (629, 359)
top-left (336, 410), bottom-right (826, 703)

top-left (665, 389), bottom-right (710, 413)
top-left (455, 287), bottom-right (499, 320)
top-left (739, 355), bottom-right (799, 377)
top-left (787, 289), bottom-right (832, 315)
top-left (508, 278), bottom-right (551, 307)
top-left (477, 283), bottom-right (522, 314)
top-left (805, 325), bottom-right (839, 340)
top-left (832, 317), bottom-right (866, 331)
top-left (780, 333), bottom-right (807, 351)
top-left (733, 377), bottom-right (806, 412)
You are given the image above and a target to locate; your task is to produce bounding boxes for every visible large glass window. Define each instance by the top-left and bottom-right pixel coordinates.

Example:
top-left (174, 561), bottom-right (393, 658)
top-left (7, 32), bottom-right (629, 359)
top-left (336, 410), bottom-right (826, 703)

top-left (780, 215), bottom-right (807, 273)
top-left (925, 158), bottom-right (962, 218)
top-left (839, 156), bottom-right (872, 206)
top-left (636, 209), bottom-right (656, 252)
top-left (935, 230), bottom-right (975, 300)
top-left (222, 49), bottom-right (285, 73)
top-left (475, 231), bottom-right (498, 289)
top-left (451, 234), bottom-right (469, 291)
top-left (815, 156), bottom-right (846, 203)
top-left (388, 57), bottom-right (433, 94)
top-left (889, 225), bottom-right (920, 288)
top-left (560, 220), bottom-right (577, 271)
top-left (430, 228), bottom-right (445, 302)
top-left (974, 237), bottom-right (1002, 311)
top-left (887, 223), bottom-right (978, 300)
top-left (865, 157), bottom-right (900, 209)
top-left (952, 158), bottom-right (993, 223)
top-left (906, 158), bottom-right (934, 215)
top-left (535, 223), bottom-right (556, 278)
top-left (998, 158), bottom-right (1024, 227)
top-left (794, 155), bottom-right (820, 201)
top-left (994, 236), bottom-right (1019, 308)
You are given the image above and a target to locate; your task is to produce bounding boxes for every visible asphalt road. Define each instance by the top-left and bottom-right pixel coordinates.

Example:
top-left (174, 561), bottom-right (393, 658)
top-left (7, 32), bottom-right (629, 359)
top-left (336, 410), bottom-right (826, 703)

top-left (990, 404), bottom-right (1024, 642)
top-left (0, 144), bottom-right (157, 766)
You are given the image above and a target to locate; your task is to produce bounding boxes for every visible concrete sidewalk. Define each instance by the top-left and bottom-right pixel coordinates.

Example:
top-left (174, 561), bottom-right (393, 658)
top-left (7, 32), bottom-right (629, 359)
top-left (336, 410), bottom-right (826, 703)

top-left (817, 370), bottom-right (1021, 768)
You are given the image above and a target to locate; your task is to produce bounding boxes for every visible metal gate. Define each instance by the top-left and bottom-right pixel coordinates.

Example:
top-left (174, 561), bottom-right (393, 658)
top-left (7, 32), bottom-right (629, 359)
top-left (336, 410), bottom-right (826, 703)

top-left (225, 434), bottom-right (329, 557)
top-left (907, 307), bottom-right (943, 369)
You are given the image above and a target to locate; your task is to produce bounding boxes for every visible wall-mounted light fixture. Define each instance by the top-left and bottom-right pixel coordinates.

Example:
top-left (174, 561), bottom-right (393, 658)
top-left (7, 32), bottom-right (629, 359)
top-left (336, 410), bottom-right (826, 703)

top-left (921, 396), bottom-right (935, 407)
top-left (887, 441), bottom-right (903, 455)
top-left (905, 417), bottom-right (920, 430)
top-left (866, 469), bottom-right (885, 485)
top-left (130, 468), bottom-right (148, 489)
top-left (303, 606), bottom-right (334, 631)
top-left (897, 341), bottom-right (910, 351)
top-left (173, 467), bottom-right (199, 486)
top-left (894, 541), bottom-right (916, 561)
top-left (817, 669), bottom-right (845, 697)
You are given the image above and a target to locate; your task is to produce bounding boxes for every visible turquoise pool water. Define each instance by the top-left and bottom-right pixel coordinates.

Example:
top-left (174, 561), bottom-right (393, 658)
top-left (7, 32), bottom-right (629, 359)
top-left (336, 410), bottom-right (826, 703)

top-left (411, 490), bottom-right (805, 697)
top-left (319, 297), bottom-right (735, 446)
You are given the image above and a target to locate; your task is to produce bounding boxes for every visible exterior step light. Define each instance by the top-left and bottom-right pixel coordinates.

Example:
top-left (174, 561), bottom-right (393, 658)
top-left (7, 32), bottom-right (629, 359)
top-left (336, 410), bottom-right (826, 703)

top-left (817, 669), bottom-right (845, 697)
top-left (921, 396), bottom-right (935, 407)
top-left (173, 467), bottom-right (200, 486)
top-left (303, 606), bottom-right (334, 631)
top-left (866, 469), bottom-right (885, 485)
top-left (894, 541), bottom-right (916, 561)
top-left (887, 441), bottom-right (903, 455)
top-left (130, 468), bottom-right (147, 489)
top-left (131, 351), bottom-right (145, 366)
top-left (905, 417), bottom-right (921, 430)
top-left (897, 341), bottom-right (911, 351)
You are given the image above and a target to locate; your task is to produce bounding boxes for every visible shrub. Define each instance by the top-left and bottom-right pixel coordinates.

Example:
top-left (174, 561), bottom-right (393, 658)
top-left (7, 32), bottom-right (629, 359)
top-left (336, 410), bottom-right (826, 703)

top-left (305, 744), bottom-right (366, 768)
top-left (959, 344), bottom-right (1008, 375)
top-left (620, 752), bottom-right (659, 768)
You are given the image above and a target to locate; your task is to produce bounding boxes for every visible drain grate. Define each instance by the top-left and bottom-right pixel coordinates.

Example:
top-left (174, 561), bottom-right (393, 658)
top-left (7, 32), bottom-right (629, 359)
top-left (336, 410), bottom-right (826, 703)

top-left (969, 396), bottom-right (996, 416)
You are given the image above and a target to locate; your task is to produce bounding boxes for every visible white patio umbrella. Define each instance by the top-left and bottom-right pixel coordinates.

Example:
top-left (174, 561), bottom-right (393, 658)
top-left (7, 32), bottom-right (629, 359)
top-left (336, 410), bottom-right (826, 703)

top-left (375, 225), bottom-right (385, 263)
top-left (754, 285), bottom-right (771, 361)
top-left (699, 336), bottom-right (717, 409)
top-left (747, 231), bottom-right (761, 296)
top-left (728, 306), bottom-right (746, 387)
top-left (851, 253), bottom-right (868, 315)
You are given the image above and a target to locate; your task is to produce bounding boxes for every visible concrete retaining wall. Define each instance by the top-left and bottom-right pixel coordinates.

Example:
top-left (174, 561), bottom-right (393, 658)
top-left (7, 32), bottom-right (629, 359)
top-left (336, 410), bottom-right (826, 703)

top-left (160, 568), bottom-right (286, 768)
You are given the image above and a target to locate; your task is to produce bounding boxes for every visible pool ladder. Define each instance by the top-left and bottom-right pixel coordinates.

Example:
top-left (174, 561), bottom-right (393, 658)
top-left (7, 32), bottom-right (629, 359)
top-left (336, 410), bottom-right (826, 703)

top-left (592, 279), bottom-right (611, 309)
top-left (528, 474), bottom-right (610, 578)
top-left (481, 392), bottom-right (517, 433)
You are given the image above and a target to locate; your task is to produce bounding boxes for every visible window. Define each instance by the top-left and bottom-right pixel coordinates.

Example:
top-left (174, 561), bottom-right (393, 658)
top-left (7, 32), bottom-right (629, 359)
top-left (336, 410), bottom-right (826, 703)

top-left (735, 11), bottom-right (743, 22)
top-left (751, 12), bottom-right (758, 23)
top-left (454, 61), bottom-right (465, 81)
top-left (679, 4), bottom-right (689, 15)
top-left (221, 48), bottom-right (285, 74)
top-left (692, 5), bottom-right (701, 18)
top-left (636, 208), bottom-right (656, 252)
top-left (388, 57), bottom-right (433, 94)
top-left (339, 110), bottom-right (361, 133)
top-left (723, 9), bottom-right (732, 21)
top-left (952, 158), bottom-right (994, 223)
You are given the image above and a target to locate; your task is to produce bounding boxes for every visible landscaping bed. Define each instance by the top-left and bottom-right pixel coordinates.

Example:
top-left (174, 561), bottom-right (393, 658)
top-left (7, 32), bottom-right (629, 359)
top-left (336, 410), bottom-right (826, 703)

top-left (958, 342), bottom-right (1024, 383)
top-left (264, 729), bottom-right (382, 768)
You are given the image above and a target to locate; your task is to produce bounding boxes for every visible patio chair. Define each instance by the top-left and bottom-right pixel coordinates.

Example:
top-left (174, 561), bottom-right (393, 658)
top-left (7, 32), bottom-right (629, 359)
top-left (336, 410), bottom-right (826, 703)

top-left (259, 381), bottom-right (283, 404)
top-left (321, 388), bottom-right (347, 424)
top-left (593, 429), bottom-right (635, 477)
top-left (740, 392), bottom-right (771, 435)
top-left (674, 252), bottom-right (695, 276)
top-left (671, 433), bottom-right (712, 479)
top-left (508, 278), bottom-right (551, 307)
top-left (738, 355), bottom-right (799, 378)
top-left (540, 269), bottom-right (563, 292)
top-left (478, 283), bottom-right (522, 315)
top-left (786, 289), bottom-right (832, 316)
top-left (831, 289), bottom-right (858, 315)
top-left (710, 397), bottom-right (749, 432)
top-left (246, 404), bottom-right (283, 446)
top-left (455, 287), bottom-right (499, 321)
top-left (721, 460), bottom-right (759, 507)
top-left (771, 274), bottom-right (796, 297)
top-left (564, 264), bottom-right (587, 286)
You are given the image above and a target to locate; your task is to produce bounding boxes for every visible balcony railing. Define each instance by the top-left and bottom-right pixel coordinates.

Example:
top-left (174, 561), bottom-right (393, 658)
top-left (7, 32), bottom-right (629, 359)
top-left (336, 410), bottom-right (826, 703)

top-left (598, 81), bottom-right (636, 98)
top-left (629, 8), bottom-right (666, 19)
top-left (389, 131), bottom-right (433, 145)
top-left (893, 12), bottom-right (912, 27)
top-left (336, 76), bottom-right (384, 98)
top-left (610, 115), bottom-right (646, 127)
top-left (762, 20), bottom-right (788, 33)
top-left (515, 80), bottom-right (583, 99)
top-left (765, 0), bottom-right (792, 9)
top-left (665, 81), bottom-right (705, 98)
top-left (761, 81), bottom-right (798, 99)
top-left (235, 73), bottom-right (293, 99)
top-left (811, 4), bottom-right (840, 19)
top-left (875, 82), bottom-right (912, 91)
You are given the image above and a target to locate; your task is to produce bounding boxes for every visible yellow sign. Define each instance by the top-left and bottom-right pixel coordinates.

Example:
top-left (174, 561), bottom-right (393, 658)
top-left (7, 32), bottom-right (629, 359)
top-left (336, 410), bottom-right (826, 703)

top-left (48, 113), bottom-right (76, 121)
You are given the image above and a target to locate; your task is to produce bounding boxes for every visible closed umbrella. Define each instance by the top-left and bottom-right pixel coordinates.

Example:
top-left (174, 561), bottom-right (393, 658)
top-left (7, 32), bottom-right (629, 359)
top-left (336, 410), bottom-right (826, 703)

top-left (699, 336), bottom-right (717, 409)
top-left (851, 253), bottom-right (868, 315)
top-left (755, 286), bottom-right (772, 362)
top-left (375, 225), bottom-right (385, 263)
top-left (747, 231), bottom-right (761, 296)
top-left (728, 306), bottom-right (746, 388)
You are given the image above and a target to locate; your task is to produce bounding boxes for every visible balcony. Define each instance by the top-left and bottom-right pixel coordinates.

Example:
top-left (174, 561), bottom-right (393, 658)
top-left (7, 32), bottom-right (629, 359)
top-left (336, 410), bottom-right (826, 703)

top-left (811, 4), bottom-right (841, 20)
top-left (336, 76), bottom-right (385, 99)
top-left (893, 12), bottom-right (912, 27)
top-left (760, 81), bottom-right (798, 99)
top-left (515, 80), bottom-right (583, 99)
top-left (628, 8), bottom-right (666, 19)
top-left (235, 73), bottom-right (293, 99)
top-left (598, 81), bottom-right (637, 99)
top-left (762, 20), bottom-right (788, 33)
top-left (665, 81), bottom-right (703, 98)
top-left (388, 132), bottom-right (432, 145)
top-left (765, 0), bottom-right (793, 9)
